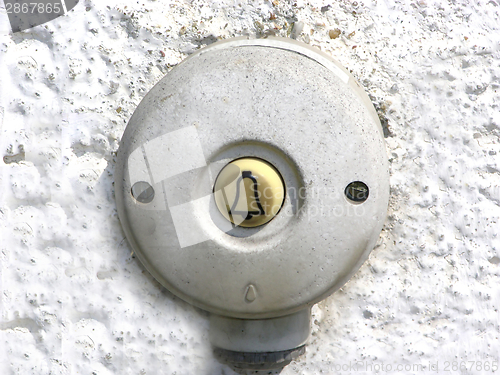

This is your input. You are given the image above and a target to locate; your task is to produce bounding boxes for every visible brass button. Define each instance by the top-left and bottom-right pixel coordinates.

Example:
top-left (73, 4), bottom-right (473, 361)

top-left (213, 158), bottom-right (285, 227)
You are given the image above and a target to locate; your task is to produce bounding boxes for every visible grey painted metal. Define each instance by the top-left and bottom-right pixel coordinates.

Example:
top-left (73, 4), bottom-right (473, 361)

top-left (115, 36), bottom-right (389, 358)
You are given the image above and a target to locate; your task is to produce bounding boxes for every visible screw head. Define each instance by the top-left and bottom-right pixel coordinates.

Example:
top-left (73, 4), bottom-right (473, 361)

top-left (131, 181), bottom-right (155, 204)
top-left (345, 181), bottom-right (369, 203)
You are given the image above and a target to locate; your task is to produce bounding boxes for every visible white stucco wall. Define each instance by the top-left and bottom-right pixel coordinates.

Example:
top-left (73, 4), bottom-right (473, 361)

top-left (0, 1), bottom-right (499, 374)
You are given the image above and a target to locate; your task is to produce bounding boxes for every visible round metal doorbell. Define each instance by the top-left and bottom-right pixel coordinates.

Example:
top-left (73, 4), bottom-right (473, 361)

top-left (115, 37), bottom-right (390, 369)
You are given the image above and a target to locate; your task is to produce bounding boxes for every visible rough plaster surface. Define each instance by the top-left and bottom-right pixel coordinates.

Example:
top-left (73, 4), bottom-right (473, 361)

top-left (0, 1), bottom-right (499, 374)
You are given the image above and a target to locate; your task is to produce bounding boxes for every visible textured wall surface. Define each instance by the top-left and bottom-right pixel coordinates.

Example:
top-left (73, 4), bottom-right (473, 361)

top-left (1, 1), bottom-right (499, 374)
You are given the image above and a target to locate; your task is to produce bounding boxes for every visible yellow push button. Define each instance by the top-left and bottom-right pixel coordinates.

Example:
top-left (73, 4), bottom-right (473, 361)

top-left (213, 157), bottom-right (285, 227)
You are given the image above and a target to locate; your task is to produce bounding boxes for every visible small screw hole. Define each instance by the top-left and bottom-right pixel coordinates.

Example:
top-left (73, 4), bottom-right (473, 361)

top-left (345, 181), bottom-right (369, 203)
top-left (131, 181), bottom-right (155, 204)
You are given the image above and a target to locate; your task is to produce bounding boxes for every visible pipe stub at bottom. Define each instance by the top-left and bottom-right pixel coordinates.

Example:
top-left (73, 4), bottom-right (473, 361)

top-left (214, 346), bottom-right (306, 370)
top-left (209, 309), bottom-right (311, 369)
